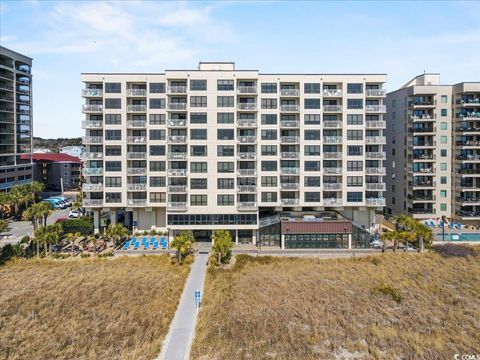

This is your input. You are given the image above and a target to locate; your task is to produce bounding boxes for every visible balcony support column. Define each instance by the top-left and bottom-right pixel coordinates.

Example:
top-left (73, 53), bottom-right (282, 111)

top-left (348, 234), bottom-right (352, 250)
top-left (281, 234), bottom-right (285, 250)
top-left (235, 229), bottom-right (239, 245)
top-left (252, 230), bottom-right (257, 245)
top-left (109, 210), bottom-right (117, 226)
top-left (93, 210), bottom-right (100, 235)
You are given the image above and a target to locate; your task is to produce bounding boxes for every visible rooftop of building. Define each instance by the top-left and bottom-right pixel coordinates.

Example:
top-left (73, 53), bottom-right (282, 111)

top-left (0, 45), bottom-right (33, 63)
top-left (21, 153), bottom-right (81, 163)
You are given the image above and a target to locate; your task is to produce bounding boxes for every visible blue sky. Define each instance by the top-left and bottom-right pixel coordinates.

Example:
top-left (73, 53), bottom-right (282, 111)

top-left (1, 0), bottom-right (479, 138)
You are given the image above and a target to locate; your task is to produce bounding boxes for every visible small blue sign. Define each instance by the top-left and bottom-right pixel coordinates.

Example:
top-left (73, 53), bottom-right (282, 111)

top-left (133, 221), bottom-right (138, 227)
top-left (194, 290), bottom-right (201, 305)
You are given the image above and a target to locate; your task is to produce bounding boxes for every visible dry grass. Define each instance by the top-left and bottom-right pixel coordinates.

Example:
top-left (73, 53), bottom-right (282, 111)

top-left (0, 255), bottom-right (190, 360)
top-left (192, 246), bottom-right (480, 360)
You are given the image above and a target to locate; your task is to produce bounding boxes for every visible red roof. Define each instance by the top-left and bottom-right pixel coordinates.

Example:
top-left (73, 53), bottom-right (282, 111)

top-left (21, 153), bottom-right (81, 163)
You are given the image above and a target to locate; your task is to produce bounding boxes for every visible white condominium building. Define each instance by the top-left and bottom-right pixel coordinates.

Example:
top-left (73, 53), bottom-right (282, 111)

top-left (81, 62), bottom-right (386, 246)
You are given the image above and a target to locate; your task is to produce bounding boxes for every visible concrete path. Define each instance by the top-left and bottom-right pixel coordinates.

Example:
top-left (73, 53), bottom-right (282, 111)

top-left (158, 243), bottom-right (211, 360)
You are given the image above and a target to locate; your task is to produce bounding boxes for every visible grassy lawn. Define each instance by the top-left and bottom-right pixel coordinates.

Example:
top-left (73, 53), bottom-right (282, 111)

top-left (0, 255), bottom-right (189, 360)
top-left (192, 246), bottom-right (480, 359)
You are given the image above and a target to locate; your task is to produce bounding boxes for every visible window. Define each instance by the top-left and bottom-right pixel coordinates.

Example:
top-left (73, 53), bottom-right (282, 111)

top-left (440, 136), bottom-right (448, 144)
top-left (305, 161), bottom-right (320, 171)
top-left (261, 114), bottom-right (277, 125)
top-left (304, 114), bottom-right (321, 125)
top-left (217, 112), bottom-right (234, 124)
top-left (347, 176), bottom-right (363, 186)
top-left (105, 83), bottom-right (121, 93)
top-left (217, 96), bottom-right (234, 107)
top-left (150, 83), bottom-right (165, 93)
top-left (105, 114), bottom-right (121, 125)
top-left (217, 162), bottom-right (234, 173)
top-left (441, 109), bottom-right (448, 117)
top-left (304, 83), bottom-right (320, 94)
top-left (217, 145), bottom-right (234, 156)
top-left (150, 98), bottom-right (165, 109)
top-left (441, 95), bottom-right (448, 103)
top-left (190, 80), bottom-right (207, 91)
top-left (440, 190), bottom-right (447, 198)
top-left (440, 176), bottom-right (447, 184)
top-left (190, 195), bottom-right (207, 206)
top-left (261, 176), bottom-right (277, 187)
top-left (191, 178), bottom-right (207, 189)
top-left (261, 129), bottom-right (277, 140)
top-left (149, 145), bottom-right (165, 156)
top-left (347, 130), bottom-right (363, 140)
top-left (150, 129), bottom-right (165, 140)
top-left (190, 96), bottom-right (207, 107)
top-left (150, 192), bottom-right (166, 203)
top-left (440, 122), bottom-right (448, 130)
top-left (440, 203), bottom-right (447, 211)
top-left (441, 149), bottom-right (447, 157)
top-left (305, 192), bottom-right (320, 202)
top-left (105, 130), bottom-right (121, 141)
top-left (440, 163), bottom-right (448, 171)
top-left (218, 178), bottom-right (234, 189)
top-left (105, 98), bottom-right (121, 109)
top-left (304, 99), bottom-right (321, 109)
top-left (190, 113), bottom-right (207, 124)
top-left (217, 80), bottom-right (234, 91)
top-left (347, 99), bottom-right (363, 109)
top-left (150, 161), bottom-right (165, 171)
top-left (347, 83), bottom-right (363, 94)
top-left (190, 129), bottom-right (207, 140)
top-left (347, 161), bottom-right (363, 171)
top-left (105, 192), bottom-right (121, 203)
top-left (105, 146), bottom-right (121, 156)
top-left (150, 114), bottom-right (165, 125)
top-left (304, 145), bottom-right (320, 156)
top-left (150, 177), bottom-right (165, 187)
top-left (217, 129), bottom-right (234, 140)
top-left (304, 176), bottom-right (320, 187)
top-left (347, 146), bottom-right (363, 156)
top-left (217, 194), bottom-right (234, 206)
top-left (261, 98), bottom-right (277, 109)
top-left (347, 192), bottom-right (363, 202)
top-left (261, 161), bottom-right (277, 171)
top-left (304, 130), bottom-right (320, 140)
top-left (105, 161), bottom-right (121, 171)
top-left (261, 83), bottom-right (277, 93)
top-left (190, 145), bottom-right (207, 156)
top-left (105, 177), bottom-right (122, 187)
top-left (261, 145), bottom-right (277, 156)
top-left (191, 162), bottom-right (207, 173)
top-left (261, 192), bottom-right (277, 202)
top-left (347, 114), bottom-right (363, 125)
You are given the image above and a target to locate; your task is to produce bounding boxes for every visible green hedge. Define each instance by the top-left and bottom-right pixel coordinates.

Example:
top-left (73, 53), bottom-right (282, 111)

top-left (60, 217), bottom-right (93, 236)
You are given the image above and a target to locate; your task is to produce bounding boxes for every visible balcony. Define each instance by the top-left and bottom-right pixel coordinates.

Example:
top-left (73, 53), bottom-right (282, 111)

top-left (128, 199), bottom-right (147, 206)
top-left (412, 181), bottom-right (435, 188)
top-left (127, 105), bottom-right (147, 112)
top-left (365, 105), bottom-right (386, 113)
top-left (410, 114), bottom-right (436, 121)
top-left (324, 167), bottom-right (342, 175)
top-left (281, 183), bottom-right (299, 190)
top-left (237, 119), bottom-right (257, 128)
top-left (281, 167), bottom-right (299, 174)
top-left (412, 195), bottom-right (436, 202)
top-left (167, 103), bottom-right (187, 111)
top-left (84, 152), bottom-right (103, 160)
top-left (455, 126), bottom-right (480, 134)
top-left (237, 185), bottom-right (257, 193)
top-left (456, 140), bottom-right (480, 147)
top-left (82, 89), bottom-right (103, 97)
top-left (409, 101), bottom-right (436, 108)
top-left (366, 198), bottom-right (386, 206)
top-left (237, 202), bottom-right (257, 211)
top-left (237, 169), bottom-right (257, 176)
top-left (280, 120), bottom-right (300, 128)
top-left (366, 183), bottom-right (386, 191)
top-left (83, 199), bottom-right (103, 207)
top-left (323, 183), bottom-right (342, 190)
top-left (127, 89), bottom-right (146, 97)
top-left (366, 136), bottom-right (386, 144)
top-left (411, 127), bottom-right (436, 134)
top-left (83, 136), bottom-right (103, 144)
top-left (127, 152), bottom-right (147, 160)
top-left (127, 183), bottom-right (147, 191)
top-left (127, 136), bottom-right (146, 144)
top-left (82, 120), bottom-right (103, 129)
top-left (456, 197), bottom-right (480, 205)
top-left (366, 167), bottom-right (386, 175)
top-left (237, 103), bottom-right (257, 111)
top-left (281, 136), bottom-right (300, 143)
top-left (82, 104), bottom-right (103, 113)
top-left (280, 104), bottom-right (300, 112)
top-left (82, 168), bottom-right (103, 176)
top-left (237, 136), bottom-right (257, 144)
top-left (458, 168), bottom-right (480, 175)
top-left (365, 152), bottom-right (386, 160)
top-left (323, 89), bottom-right (342, 97)
top-left (456, 154), bottom-right (480, 161)
top-left (82, 183), bottom-right (103, 191)
top-left (411, 168), bottom-right (434, 174)
top-left (168, 119), bottom-right (187, 127)
top-left (366, 89), bottom-right (386, 97)
top-left (167, 136), bottom-right (187, 144)
top-left (323, 105), bottom-right (342, 112)
top-left (167, 202), bottom-right (188, 210)
top-left (168, 169), bottom-right (187, 176)
top-left (281, 152), bottom-right (299, 159)
top-left (167, 185), bottom-right (187, 193)
top-left (238, 152), bottom-right (256, 160)
top-left (280, 89), bottom-right (300, 97)
top-left (323, 121), bottom-right (342, 128)
top-left (366, 121), bottom-right (386, 129)
top-left (127, 120), bottom-right (147, 128)
top-left (323, 152), bottom-right (342, 159)
top-left (127, 168), bottom-right (147, 175)
top-left (323, 136), bottom-right (342, 144)
top-left (282, 198), bottom-right (299, 206)
top-left (237, 86), bottom-right (257, 94)
top-left (409, 208), bottom-right (436, 215)
top-left (167, 86), bottom-right (187, 94)
top-left (324, 198), bottom-right (342, 206)
top-left (168, 152), bottom-right (187, 160)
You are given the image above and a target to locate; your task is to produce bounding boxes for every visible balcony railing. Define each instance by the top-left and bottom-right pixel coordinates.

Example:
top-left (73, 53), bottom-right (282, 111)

top-left (237, 103), bottom-right (257, 111)
top-left (238, 152), bottom-right (256, 160)
top-left (237, 86), bottom-right (257, 94)
top-left (127, 183), bottom-right (147, 191)
top-left (168, 169), bottom-right (187, 176)
top-left (280, 120), bottom-right (300, 128)
top-left (128, 199), bottom-right (147, 206)
top-left (366, 183), bottom-right (386, 191)
top-left (83, 168), bottom-right (103, 176)
top-left (168, 119), bottom-right (187, 127)
top-left (83, 136), bottom-right (103, 144)
top-left (410, 114), bottom-right (436, 121)
top-left (323, 152), bottom-right (342, 159)
top-left (323, 136), bottom-right (342, 144)
top-left (83, 199), bottom-right (103, 207)
top-left (168, 152), bottom-right (187, 160)
top-left (167, 86), bottom-right (187, 94)
top-left (167, 202), bottom-right (188, 210)
top-left (365, 105), bottom-right (386, 113)
top-left (366, 136), bottom-right (386, 144)
top-left (82, 120), bottom-right (103, 128)
top-left (127, 168), bottom-right (147, 175)
top-left (127, 136), bottom-right (146, 144)
top-left (323, 121), bottom-right (342, 128)
top-left (127, 89), bottom-right (146, 96)
top-left (237, 202), bottom-right (257, 210)
top-left (366, 167), bottom-right (386, 175)
top-left (324, 167), bottom-right (342, 175)
top-left (127, 105), bottom-right (147, 112)
top-left (280, 104), bottom-right (300, 112)
top-left (457, 154), bottom-right (480, 161)
top-left (281, 136), bottom-right (300, 143)
top-left (324, 198), bottom-right (342, 206)
top-left (127, 120), bottom-right (147, 128)
top-left (237, 136), bottom-right (256, 144)
top-left (167, 103), bottom-right (187, 111)
top-left (323, 89), bottom-right (342, 97)
top-left (237, 119), bottom-right (257, 128)
top-left (167, 136), bottom-right (187, 143)
top-left (237, 169), bottom-right (257, 176)
top-left (366, 121), bottom-right (386, 128)
top-left (323, 183), bottom-right (342, 190)
top-left (281, 167), bottom-right (299, 174)
top-left (167, 185), bottom-right (187, 193)
top-left (237, 185), bottom-right (257, 193)
top-left (365, 152), bottom-right (386, 160)
top-left (366, 89), bottom-right (386, 97)
top-left (282, 198), bottom-right (299, 205)
top-left (82, 183), bottom-right (103, 191)
top-left (281, 183), bottom-right (299, 190)
top-left (281, 152), bottom-right (299, 159)
top-left (458, 168), bottom-right (480, 175)
top-left (85, 152), bottom-right (103, 160)
top-left (366, 198), bottom-right (386, 206)
top-left (82, 104), bottom-right (103, 113)
top-left (323, 105), bottom-right (342, 112)
top-left (280, 89), bottom-right (300, 97)
top-left (82, 88), bottom-right (103, 97)
top-left (127, 152), bottom-right (147, 160)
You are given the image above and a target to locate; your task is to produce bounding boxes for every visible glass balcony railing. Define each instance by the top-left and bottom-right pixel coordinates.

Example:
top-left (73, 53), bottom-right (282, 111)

top-left (167, 185), bottom-right (187, 193)
top-left (167, 202), bottom-right (188, 210)
top-left (282, 198), bottom-right (299, 205)
top-left (281, 136), bottom-right (300, 143)
top-left (323, 152), bottom-right (342, 159)
top-left (281, 152), bottom-right (299, 159)
top-left (323, 136), bottom-right (342, 144)
top-left (366, 198), bottom-right (386, 206)
top-left (280, 89), bottom-right (300, 97)
top-left (127, 120), bottom-right (147, 128)
top-left (323, 105), bottom-right (342, 112)
top-left (323, 89), bottom-right (342, 97)
top-left (127, 183), bottom-right (147, 191)
top-left (323, 198), bottom-right (342, 206)
top-left (82, 104), bottom-right (103, 112)
top-left (82, 168), bottom-right (103, 175)
top-left (366, 89), bottom-right (386, 97)
top-left (127, 89), bottom-right (146, 96)
top-left (323, 183), bottom-right (342, 190)
top-left (82, 89), bottom-right (103, 97)
top-left (237, 185), bottom-right (257, 193)
top-left (238, 152), bottom-right (256, 160)
top-left (365, 105), bottom-right (386, 113)
top-left (281, 167), bottom-right (299, 174)
top-left (83, 199), bottom-right (103, 207)
top-left (128, 199), bottom-right (147, 206)
top-left (127, 136), bottom-right (146, 144)
top-left (167, 103), bottom-right (187, 110)
top-left (82, 183), bottom-right (103, 191)
top-left (281, 183), bottom-right (299, 190)
top-left (127, 152), bottom-right (147, 159)
top-left (237, 202), bottom-right (257, 210)
top-left (280, 104), bottom-right (300, 112)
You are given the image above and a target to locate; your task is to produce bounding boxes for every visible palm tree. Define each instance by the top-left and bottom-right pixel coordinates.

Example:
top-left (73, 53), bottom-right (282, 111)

top-left (104, 223), bottom-right (129, 249)
top-left (0, 192), bottom-right (9, 219)
top-left (212, 229), bottom-right (233, 264)
top-left (66, 231), bottom-right (81, 257)
top-left (33, 226), bottom-right (47, 257)
top-left (44, 224), bottom-right (63, 256)
top-left (87, 235), bottom-right (97, 256)
top-left (171, 231), bottom-right (194, 263)
top-left (22, 204), bottom-right (42, 232)
top-left (8, 186), bottom-right (28, 218)
top-left (38, 202), bottom-right (53, 227)
top-left (27, 181), bottom-right (45, 204)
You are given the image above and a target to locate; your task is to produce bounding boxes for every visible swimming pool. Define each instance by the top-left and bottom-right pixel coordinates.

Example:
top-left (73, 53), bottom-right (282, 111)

top-left (435, 233), bottom-right (480, 242)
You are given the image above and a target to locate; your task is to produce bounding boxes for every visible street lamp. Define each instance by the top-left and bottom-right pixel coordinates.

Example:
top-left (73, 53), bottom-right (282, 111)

top-left (442, 215), bottom-right (446, 242)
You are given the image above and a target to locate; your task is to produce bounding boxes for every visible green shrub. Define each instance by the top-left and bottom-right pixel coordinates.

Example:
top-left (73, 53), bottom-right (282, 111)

top-left (80, 253), bottom-right (91, 258)
top-left (98, 251), bottom-right (114, 258)
top-left (0, 243), bottom-right (24, 265)
top-left (61, 217), bottom-right (93, 236)
top-left (372, 283), bottom-right (402, 303)
top-left (20, 235), bottom-right (30, 244)
top-left (211, 230), bottom-right (233, 265)
top-left (51, 253), bottom-right (69, 260)
top-left (0, 219), bottom-right (8, 233)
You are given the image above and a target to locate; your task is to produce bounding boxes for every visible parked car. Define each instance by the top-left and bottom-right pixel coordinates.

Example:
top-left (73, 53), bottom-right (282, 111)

top-left (370, 240), bottom-right (383, 249)
top-left (42, 199), bottom-right (66, 210)
top-left (69, 209), bottom-right (80, 218)
top-left (48, 197), bottom-right (71, 208)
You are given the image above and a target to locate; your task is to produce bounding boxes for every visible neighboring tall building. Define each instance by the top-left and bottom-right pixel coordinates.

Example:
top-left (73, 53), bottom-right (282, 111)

top-left (385, 74), bottom-right (480, 225)
top-left (81, 62), bottom-right (387, 246)
top-left (0, 46), bottom-right (33, 191)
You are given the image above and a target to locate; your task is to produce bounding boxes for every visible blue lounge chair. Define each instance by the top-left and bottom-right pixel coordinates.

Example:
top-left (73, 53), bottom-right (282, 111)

top-left (123, 240), bottom-right (131, 250)
top-left (456, 223), bottom-right (462, 230)
top-left (149, 236), bottom-right (155, 244)
top-left (141, 236), bottom-right (147, 244)
top-left (133, 242), bottom-right (140, 250)
top-left (160, 240), bottom-right (168, 250)
top-left (152, 241), bottom-right (159, 250)
top-left (144, 242), bottom-right (150, 250)
top-left (428, 221), bottom-right (435, 227)
top-left (449, 223), bottom-right (454, 229)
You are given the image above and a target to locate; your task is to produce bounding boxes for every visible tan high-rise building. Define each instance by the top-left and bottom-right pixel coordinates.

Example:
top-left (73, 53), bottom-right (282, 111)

top-left (0, 46), bottom-right (33, 191)
top-left (81, 62), bottom-right (387, 245)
